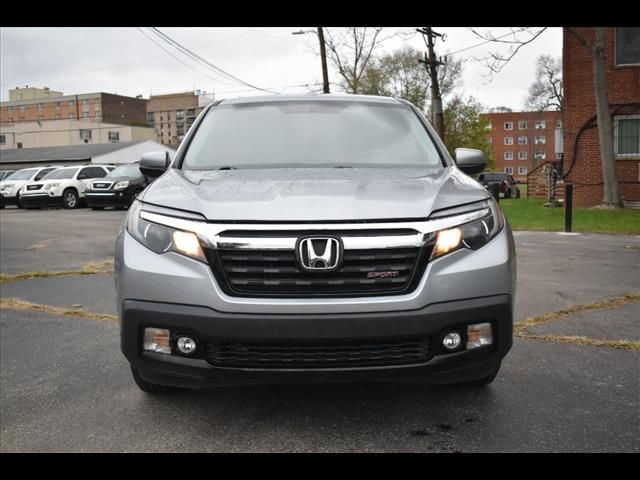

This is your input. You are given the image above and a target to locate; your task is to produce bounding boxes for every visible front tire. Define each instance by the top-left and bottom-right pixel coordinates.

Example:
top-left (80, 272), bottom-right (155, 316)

top-left (130, 365), bottom-right (180, 394)
top-left (62, 189), bottom-right (79, 209)
top-left (16, 190), bottom-right (23, 208)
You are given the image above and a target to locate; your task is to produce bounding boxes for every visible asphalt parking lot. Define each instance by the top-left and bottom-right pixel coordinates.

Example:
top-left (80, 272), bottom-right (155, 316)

top-left (1, 206), bottom-right (638, 452)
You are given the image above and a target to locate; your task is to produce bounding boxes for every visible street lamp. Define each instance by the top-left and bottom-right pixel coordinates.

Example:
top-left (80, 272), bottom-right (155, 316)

top-left (292, 27), bottom-right (330, 94)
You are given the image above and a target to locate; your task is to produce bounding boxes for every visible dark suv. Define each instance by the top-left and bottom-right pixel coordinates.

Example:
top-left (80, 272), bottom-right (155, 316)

top-left (85, 163), bottom-right (151, 210)
top-left (478, 173), bottom-right (520, 199)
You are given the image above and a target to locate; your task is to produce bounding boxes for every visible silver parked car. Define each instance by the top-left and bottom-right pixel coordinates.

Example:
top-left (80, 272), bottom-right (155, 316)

top-left (116, 95), bottom-right (516, 393)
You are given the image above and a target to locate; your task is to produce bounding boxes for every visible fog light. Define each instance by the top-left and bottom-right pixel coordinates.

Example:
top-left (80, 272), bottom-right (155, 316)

top-left (442, 331), bottom-right (462, 350)
top-left (176, 336), bottom-right (197, 355)
top-left (467, 323), bottom-right (493, 349)
top-left (143, 327), bottom-right (171, 354)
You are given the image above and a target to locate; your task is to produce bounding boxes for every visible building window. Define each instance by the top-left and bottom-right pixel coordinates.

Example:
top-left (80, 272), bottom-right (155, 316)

top-left (0, 135), bottom-right (5, 145)
top-left (518, 151), bottom-right (528, 160)
top-left (82, 104), bottom-right (90, 113)
top-left (615, 27), bottom-right (640, 66)
top-left (556, 120), bottom-right (562, 129)
top-left (556, 153), bottom-right (562, 160)
top-left (55, 101), bottom-right (61, 109)
top-left (504, 167), bottom-right (513, 174)
top-left (7, 105), bottom-right (12, 112)
top-left (167, 112), bottom-right (171, 121)
top-left (95, 98), bottom-right (100, 105)
top-left (504, 122), bottom-right (513, 130)
top-left (8, 117), bottom-right (13, 125)
top-left (534, 135), bottom-right (546, 144)
top-left (147, 112), bottom-right (155, 124)
top-left (614, 115), bottom-right (640, 157)
top-left (70, 112), bottom-right (76, 119)
top-left (37, 103), bottom-right (43, 110)
top-left (108, 131), bottom-right (120, 143)
top-left (518, 120), bottom-right (527, 129)
top-left (176, 110), bottom-right (184, 120)
top-left (94, 109), bottom-right (100, 117)
top-left (55, 114), bottom-right (61, 119)
top-left (82, 99), bottom-right (88, 105)
top-left (518, 136), bottom-right (528, 145)
top-left (37, 115), bottom-right (44, 121)
top-left (518, 166), bottom-right (528, 175)
top-left (485, 121), bottom-right (492, 130)
top-left (68, 100), bottom-right (75, 107)
top-left (535, 120), bottom-right (546, 129)
top-left (504, 137), bottom-right (514, 145)
top-left (534, 151), bottom-right (546, 160)
top-left (187, 109), bottom-right (196, 117)
top-left (17, 142), bottom-right (23, 149)
top-left (504, 152), bottom-right (514, 160)
top-left (20, 116), bottom-right (26, 122)
top-left (80, 129), bottom-right (92, 141)
top-left (19, 105), bottom-right (25, 112)
top-left (83, 112), bottom-right (89, 118)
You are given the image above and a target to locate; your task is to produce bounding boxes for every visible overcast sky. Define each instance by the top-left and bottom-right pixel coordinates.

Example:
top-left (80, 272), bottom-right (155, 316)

top-left (0, 27), bottom-right (562, 110)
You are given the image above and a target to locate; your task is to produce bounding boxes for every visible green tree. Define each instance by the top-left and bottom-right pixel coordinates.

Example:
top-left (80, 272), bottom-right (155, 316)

top-left (358, 46), bottom-right (463, 113)
top-left (443, 95), bottom-right (496, 170)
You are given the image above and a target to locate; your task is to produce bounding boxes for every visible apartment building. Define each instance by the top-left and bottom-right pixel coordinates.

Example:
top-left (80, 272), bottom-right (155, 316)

top-left (481, 110), bottom-right (562, 182)
top-left (8, 86), bottom-right (63, 101)
top-left (146, 90), bottom-right (215, 147)
top-left (0, 90), bottom-right (148, 127)
top-left (563, 27), bottom-right (640, 207)
top-left (0, 119), bottom-right (158, 150)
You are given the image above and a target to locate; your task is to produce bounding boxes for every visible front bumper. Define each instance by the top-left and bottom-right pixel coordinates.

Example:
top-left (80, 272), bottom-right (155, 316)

top-left (85, 190), bottom-right (134, 208)
top-left (0, 194), bottom-right (17, 206)
top-left (122, 295), bottom-right (512, 389)
top-left (19, 193), bottom-right (63, 208)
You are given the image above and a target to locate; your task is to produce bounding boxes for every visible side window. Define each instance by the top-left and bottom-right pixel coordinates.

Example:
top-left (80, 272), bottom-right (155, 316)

top-left (81, 167), bottom-right (107, 179)
top-left (35, 168), bottom-right (55, 180)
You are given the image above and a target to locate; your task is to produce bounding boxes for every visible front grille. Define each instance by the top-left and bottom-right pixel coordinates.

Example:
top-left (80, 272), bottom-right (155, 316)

top-left (209, 246), bottom-right (427, 297)
top-left (26, 184), bottom-right (42, 191)
top-left (205, 337), bottom-right (431, 369)
top-left (92, 182), bottom-right (113, 190)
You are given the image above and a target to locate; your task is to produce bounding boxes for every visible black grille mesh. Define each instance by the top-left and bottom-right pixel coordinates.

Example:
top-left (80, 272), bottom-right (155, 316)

top-left (206, 337), bottom-right (431, 369)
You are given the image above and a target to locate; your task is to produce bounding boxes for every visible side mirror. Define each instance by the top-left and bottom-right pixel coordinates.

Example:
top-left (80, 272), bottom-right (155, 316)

top-left (140, 151), bottom-right (171, 178)
top-left (455, 148), bottom-right (487, 175)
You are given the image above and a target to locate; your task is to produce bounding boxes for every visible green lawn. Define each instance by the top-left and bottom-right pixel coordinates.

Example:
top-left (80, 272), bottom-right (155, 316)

top-left (499, 196), bottom-right (640, 234)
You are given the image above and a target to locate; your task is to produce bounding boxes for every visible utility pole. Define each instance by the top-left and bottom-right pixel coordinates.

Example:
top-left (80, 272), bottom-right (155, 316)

top-left (417, 27), bottom-right (445, 141)
top-left (317, 27), bottom-right (330, 94)
top-left (293, 28), bottom-right (330, 94)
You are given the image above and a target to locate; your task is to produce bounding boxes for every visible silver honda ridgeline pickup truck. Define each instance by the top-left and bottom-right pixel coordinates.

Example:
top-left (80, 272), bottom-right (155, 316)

top-left (115, 95), bottom-right (516, 393)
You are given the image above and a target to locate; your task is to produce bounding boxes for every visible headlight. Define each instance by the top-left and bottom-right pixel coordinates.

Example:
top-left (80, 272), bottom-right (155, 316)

top-left (126, 201), bottom-right (206, 262)
top-left (44, 183), bottom-right (60, 190)
top-left (429, 198), bottom-right (504, 260)
top-left (114, 180), bottom-right (130, 190)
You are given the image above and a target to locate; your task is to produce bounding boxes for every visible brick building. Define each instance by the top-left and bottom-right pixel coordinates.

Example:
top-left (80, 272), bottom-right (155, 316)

top-left (562, 27), bottom-right (640, 207)
top-left (481, 111), bottom-right (562, 183)
top-left (146, 90), bottom-right (215, 148)
top-left (0, 90), bottom-right (148, 128)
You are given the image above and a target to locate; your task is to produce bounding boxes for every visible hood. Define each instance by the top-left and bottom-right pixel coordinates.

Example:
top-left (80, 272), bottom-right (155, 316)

top-left (140, 166), bottom-right (490, 222)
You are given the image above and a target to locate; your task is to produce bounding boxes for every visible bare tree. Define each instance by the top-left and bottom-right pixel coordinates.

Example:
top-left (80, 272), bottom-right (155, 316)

top-left (526, 54), bottom-right (563, 111)
top-left (324, 27), bottom-right (386, 94)
top-left (472, 27), bottom-right (622, 208)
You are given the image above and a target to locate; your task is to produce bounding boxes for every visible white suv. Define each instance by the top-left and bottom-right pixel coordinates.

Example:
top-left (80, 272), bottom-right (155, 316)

top-left (20, 165), bottom-right (111, 209)
top-left (0, 166), bottom-right (59, 208)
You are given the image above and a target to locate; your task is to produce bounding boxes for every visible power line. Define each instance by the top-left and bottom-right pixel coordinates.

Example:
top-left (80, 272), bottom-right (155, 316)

top-left (136, 28), bottom-right (240, 88)
top-left (0, 30), bottom-right (255, 89)
top-left (148, 27), bottom-right (277, 94)
top-left (447, 30), bottom-right (528, 56)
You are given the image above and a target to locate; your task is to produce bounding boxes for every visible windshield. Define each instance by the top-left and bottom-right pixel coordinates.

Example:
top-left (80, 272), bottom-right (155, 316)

top-left (5, 169), bottom-right (37, 181)
top-left (42, 168), bottom-right (79, 180)
top-left (106, 164), bottom-right (142, 178)
top-left (182, 101), bottom-right (444, 170)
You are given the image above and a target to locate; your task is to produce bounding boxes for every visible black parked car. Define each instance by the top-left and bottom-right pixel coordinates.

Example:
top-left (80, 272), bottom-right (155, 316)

top-left (478, 172), bottom-right (520, 199)
top-left (85, 163), bottom-right (152, 210)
